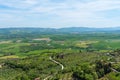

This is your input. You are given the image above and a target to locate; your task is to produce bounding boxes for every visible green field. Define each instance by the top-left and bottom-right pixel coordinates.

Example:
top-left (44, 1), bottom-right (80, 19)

top-left (0, 28), bottom-right (120, 80)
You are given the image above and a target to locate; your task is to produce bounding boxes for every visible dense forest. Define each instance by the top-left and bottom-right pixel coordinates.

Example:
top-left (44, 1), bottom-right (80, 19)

top-left (0, 28), bottom-right (120, 80)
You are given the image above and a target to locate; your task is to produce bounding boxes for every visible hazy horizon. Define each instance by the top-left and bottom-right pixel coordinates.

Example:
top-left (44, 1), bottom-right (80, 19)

top-left (0, 26), bottom-right (120, 29)
top-left (1, 0), bottom-right (120, 28)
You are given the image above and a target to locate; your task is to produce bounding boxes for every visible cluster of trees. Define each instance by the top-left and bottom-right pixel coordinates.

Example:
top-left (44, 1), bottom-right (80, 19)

top-left (72, 64), bottom-right (97, 80)
top-left (2, 55), bottom-right (59, 80)
top-left (72, 60), bottom-right (112, 80)
top-left (19, 43), bottom-right (53, 53)
top-left (95, 60), bottom-right (111, 78)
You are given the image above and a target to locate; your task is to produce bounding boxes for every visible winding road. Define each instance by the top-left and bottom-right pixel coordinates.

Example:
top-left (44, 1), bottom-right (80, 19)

top-left (110, 62), bottom-right (120, 73)
top-left (49, 57), bottom-right (64, 70)
top-left (43, 57), bottom-right (64, 80)
top-left (111, 68), bottom-right (119, 73)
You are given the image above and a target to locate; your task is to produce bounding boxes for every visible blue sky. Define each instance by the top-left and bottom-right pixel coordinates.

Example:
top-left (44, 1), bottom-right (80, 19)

top-left (0, 0), bottom-right (120, 28)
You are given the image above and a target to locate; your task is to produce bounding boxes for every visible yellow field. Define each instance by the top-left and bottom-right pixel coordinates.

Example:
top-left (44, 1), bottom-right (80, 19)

top-left (75, 41), bottom-right (98, 48)
top-left (0, 55), bottom-right (19, 59)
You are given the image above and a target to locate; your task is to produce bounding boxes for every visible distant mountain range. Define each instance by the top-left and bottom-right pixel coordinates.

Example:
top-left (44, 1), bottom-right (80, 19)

top-left (59, 27), bottom-right (120, 32)
top-left (0, 27), bottom-right (120, 33)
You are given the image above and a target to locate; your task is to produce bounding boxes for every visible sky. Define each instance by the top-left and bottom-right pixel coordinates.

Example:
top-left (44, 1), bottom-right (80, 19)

top-left (0, 0), bottom-right (120, 28)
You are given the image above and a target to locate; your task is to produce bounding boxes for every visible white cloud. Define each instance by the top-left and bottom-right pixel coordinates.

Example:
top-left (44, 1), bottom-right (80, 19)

top-left (0, 0), bottom-right (120, 28)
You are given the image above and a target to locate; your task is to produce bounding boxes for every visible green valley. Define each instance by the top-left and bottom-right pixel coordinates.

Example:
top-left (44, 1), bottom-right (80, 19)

top-left (0, 28), bottom-right (120, 80)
